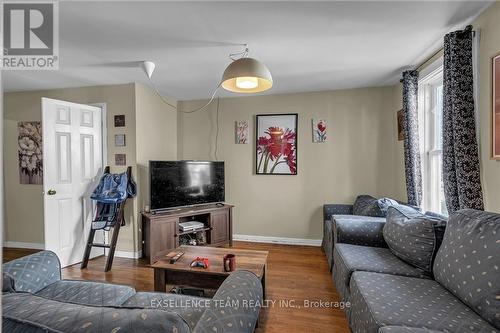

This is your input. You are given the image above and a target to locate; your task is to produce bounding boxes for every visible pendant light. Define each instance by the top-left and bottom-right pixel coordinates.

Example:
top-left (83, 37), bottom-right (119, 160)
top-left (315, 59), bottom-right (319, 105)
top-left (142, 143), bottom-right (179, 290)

top-left (221, 48), bottom-right (273, 93)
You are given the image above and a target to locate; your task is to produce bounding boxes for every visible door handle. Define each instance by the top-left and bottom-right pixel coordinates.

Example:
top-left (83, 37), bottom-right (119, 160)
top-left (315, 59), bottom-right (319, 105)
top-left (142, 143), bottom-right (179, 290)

top-left (47, 189), bottom-right (57, 195)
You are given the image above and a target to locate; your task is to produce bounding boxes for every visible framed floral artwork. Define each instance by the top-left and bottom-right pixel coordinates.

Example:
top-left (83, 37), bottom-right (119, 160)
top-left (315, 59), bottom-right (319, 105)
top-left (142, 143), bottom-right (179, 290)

top-left (235, 121), bottom-right (249, 144)
top-left (256, 114), bottom-right (297, 175)
top-left (493, 53), bottom-right (500, 159)
top-left (312, 118), bottom-right (327, 143)
top-left (18, 121), bottom-right (43, 184)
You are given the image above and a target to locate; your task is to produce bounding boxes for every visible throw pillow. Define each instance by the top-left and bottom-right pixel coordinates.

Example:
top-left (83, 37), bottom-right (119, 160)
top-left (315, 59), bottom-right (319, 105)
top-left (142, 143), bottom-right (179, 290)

top-left (353, 195), bottom-right (399, 217)
top-left (383, 205), bottom-right (447, 273)
top-left (433, 209), bottom-right (500, 330)
top-left (377, 197), bottom-right (399, 215)
top-left (353, 195), bottom-right (383, 217)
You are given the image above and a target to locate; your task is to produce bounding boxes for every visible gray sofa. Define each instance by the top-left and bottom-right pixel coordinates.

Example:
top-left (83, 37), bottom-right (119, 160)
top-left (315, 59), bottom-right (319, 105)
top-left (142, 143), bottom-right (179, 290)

top-left (325, 207), bottom-right (500, 333)
top-left (2, 251), bottom-right (262, 333)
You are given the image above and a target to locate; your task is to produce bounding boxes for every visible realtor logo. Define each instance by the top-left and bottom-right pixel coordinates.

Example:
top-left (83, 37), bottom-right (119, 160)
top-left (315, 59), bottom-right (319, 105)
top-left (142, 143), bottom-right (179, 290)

top-left (2, 1), bottom-right (59, 69)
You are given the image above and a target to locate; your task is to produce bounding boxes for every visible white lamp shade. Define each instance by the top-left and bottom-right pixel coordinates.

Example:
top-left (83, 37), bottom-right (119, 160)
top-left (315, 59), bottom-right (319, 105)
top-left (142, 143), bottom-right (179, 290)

top-left (221, 57), bottom-right (273, 93)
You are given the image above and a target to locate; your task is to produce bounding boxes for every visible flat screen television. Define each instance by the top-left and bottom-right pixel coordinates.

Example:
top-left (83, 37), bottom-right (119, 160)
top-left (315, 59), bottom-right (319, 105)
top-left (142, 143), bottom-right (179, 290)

top-left (150, 161), bottom-right (225, 211)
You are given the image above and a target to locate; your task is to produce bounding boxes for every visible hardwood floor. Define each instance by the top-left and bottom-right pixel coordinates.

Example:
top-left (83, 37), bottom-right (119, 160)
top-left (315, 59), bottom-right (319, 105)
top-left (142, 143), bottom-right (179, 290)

top-left (3, 242), bottom-right (350, 333)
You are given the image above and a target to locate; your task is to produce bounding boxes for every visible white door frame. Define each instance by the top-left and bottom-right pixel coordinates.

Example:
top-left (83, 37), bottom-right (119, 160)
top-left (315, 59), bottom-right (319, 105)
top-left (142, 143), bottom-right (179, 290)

top-left (90, 102), bottom-right (108, 167)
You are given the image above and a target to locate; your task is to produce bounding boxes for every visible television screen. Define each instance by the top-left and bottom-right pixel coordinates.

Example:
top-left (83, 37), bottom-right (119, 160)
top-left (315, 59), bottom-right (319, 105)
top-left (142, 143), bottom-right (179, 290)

top-left (150, 161), bottom-right (225, 211)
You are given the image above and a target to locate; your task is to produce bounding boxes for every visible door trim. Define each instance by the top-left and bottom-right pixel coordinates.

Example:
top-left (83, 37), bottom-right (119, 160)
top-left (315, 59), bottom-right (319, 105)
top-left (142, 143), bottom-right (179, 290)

top-left (90, 103), bottom-right (108, 167)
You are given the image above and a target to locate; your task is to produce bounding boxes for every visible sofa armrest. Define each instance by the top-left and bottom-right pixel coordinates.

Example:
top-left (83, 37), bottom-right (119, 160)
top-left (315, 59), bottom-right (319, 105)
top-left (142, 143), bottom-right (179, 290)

top-left (323, 204), bottom-right (353, 222)
top-left (2, 250), bottom-right (61, 293)
top-left (193, 270), bottom-right (262, 333)
top-left (333, 217), bottom-right (387, 248)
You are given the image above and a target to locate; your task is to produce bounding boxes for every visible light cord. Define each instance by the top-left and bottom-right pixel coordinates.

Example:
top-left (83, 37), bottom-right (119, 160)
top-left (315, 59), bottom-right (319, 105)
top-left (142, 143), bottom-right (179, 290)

top-left (146, 43), bottom-right (248, 114)
top-left (229, 44), bottom-right (249, 61)
top-left (215, 97), bottom-right (220, 160)
top-left (147, 75), bottom-right (221, 114)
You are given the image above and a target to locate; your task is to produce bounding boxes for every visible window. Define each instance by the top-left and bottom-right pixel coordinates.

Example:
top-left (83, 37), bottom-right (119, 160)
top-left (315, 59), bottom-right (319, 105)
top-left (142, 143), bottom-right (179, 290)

top-left (418, 65), bottom-right (447, 215)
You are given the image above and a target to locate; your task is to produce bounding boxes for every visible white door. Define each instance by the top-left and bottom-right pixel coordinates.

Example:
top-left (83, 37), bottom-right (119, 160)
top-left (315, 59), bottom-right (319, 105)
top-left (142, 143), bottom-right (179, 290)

top-left (42, 98), bottom-right (104, 267)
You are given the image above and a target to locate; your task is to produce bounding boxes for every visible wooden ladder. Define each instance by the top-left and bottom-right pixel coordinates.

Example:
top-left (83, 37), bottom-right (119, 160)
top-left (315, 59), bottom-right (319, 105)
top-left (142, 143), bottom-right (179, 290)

top-left (81, 166), bottom-right (132, 272)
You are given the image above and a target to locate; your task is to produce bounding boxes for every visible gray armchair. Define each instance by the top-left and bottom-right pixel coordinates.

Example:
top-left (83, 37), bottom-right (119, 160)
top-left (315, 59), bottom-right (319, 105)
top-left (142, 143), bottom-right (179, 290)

top-left (322, 203), bottom-right (388, 271)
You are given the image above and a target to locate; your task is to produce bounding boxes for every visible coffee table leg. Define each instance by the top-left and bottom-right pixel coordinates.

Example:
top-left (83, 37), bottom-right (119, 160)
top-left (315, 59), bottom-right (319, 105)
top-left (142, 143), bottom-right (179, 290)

top-left (154, 268), bottom-right (167, 292)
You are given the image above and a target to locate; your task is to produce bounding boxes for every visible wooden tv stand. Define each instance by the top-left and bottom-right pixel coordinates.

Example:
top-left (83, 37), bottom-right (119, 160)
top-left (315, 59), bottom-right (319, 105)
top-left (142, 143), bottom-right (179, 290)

top-left (141, 204), bottom-right (233, 265)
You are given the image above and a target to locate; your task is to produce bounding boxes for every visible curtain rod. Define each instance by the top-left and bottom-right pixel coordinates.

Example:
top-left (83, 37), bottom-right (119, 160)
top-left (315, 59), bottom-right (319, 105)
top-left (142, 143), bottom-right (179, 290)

top-left (415, 48), bottom-right (443, 72)
top-left (414, 26), bottom-right (475, 72)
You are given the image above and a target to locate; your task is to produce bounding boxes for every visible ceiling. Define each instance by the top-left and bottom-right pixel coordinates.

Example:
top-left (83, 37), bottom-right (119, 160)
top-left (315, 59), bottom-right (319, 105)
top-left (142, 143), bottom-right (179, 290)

top-left (3, 1), bottom-right (494, 101)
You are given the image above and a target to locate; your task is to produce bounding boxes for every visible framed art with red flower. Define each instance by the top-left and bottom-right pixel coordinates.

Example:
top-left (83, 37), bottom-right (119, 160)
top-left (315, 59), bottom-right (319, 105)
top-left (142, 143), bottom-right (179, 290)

top-left (256, 114), bottom-right (298, 175)
top-left (312, 118), bottom-right (327, 143)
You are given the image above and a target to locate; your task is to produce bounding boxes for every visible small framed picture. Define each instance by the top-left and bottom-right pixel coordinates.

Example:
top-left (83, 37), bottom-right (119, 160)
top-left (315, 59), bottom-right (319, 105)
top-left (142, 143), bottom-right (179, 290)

top-left (114, 115), bottom-right (125, 127)
top-left (115, 154), bottom-right (126, 166)
top-left (312, 118), bottom-right (327, 143)
top-left (115, 134), bottom-right (126, 147)
top-left (235, 121), bottom-right (249, 144)
top-left (492, 53), bottom-right (500, 159)
top-left (397, 109), bottom-right (405, 141)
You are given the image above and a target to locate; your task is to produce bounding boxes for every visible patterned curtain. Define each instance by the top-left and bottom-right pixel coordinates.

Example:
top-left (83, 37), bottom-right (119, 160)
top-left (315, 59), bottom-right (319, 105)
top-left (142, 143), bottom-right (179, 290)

top-left (401, 70), bottom-right (422, 207)
top-left (442, 26), bottom-right (484, 213)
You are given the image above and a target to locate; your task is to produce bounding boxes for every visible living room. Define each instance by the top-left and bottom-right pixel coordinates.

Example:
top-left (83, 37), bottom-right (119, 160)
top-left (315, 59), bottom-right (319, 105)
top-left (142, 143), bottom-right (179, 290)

top-left (1, 1), bottom-right (499, 333)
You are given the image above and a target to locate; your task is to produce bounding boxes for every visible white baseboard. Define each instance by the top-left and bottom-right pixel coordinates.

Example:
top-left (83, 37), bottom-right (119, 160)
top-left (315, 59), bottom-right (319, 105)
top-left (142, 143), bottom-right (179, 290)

top-left (233, 234), bottom-right (322, 247)
top-left (3, 241), bottom-right (45, 249)
top-left (105, 249), bottom-right (142, 259)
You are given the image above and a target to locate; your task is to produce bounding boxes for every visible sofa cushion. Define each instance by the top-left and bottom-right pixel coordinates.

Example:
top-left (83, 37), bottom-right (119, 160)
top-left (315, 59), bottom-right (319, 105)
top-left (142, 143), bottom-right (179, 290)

top-left (332, 244), bottom-right (430, 302)
top-left (121, 292), bottom-right (206, 329)
top-left (433, 209), bottom-right (500, 329)
top-left (323, 219), bottom-right (334, 270)
top-left (384, 205), bottom-right (447, 273)
top-left (333, 214), bottom-right (387, 247)
top-left (2, 292), bottom-right (191, 333)
top-left (349, 271), bottom-right (498, 333)
top-left (35, 279), bottom-right (136, 307)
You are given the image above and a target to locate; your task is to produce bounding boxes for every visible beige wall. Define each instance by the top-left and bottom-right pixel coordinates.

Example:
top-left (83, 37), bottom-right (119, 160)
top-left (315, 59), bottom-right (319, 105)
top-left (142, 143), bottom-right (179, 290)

top-left (391, 83), bottom-right (407, 201)
top-left (178, 87), bottom-right (404, 240)
top-left (3, 83), bottom-right (177, 252)
top-left (4, 84), bottom-right (136, 251)
top-left (473, 1), bottom-right (500, 213)
top-left (134, 82), bottom-right (177, 249)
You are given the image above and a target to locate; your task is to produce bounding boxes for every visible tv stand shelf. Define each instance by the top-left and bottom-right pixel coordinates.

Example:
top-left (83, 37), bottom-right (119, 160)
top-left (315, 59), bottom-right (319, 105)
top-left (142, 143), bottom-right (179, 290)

top-left (177, 227), bottom-right (212, 237)
top-left (141, 204), bottom-right (233, 265)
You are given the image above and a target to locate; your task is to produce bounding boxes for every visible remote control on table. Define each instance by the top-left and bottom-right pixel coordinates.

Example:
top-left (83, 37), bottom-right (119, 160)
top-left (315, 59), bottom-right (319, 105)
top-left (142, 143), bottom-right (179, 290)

top-left (169, 252), bottom-right (184, 264)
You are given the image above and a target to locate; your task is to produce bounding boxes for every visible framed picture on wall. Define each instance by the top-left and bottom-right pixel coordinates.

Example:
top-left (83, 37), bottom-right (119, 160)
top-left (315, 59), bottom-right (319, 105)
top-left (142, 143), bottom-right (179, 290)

top-left (493, 53), bottom-right (500, 159)
top-left (114, 134), bottom-right (126, 147)
top-left (397, 109), bottom-right (405, 141)
top-left (256, 113), bottom-right (298, 175)
top-left (114, 115), bottom-right (125, 127)
top-left (115, 154), bottom-right (126, 166)
top-left (18, 121), bottom-right (43, 184)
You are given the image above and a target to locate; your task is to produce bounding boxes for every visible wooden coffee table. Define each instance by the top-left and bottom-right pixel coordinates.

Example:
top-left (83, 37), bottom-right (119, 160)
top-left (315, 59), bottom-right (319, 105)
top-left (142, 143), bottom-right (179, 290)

top-left (151, 245), bottom-right (268, 298)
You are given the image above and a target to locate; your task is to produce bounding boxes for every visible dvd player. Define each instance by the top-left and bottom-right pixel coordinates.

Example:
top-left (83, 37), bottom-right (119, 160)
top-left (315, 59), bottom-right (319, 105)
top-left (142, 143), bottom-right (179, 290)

top-left (179, 221), bottom-right (205, 232)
